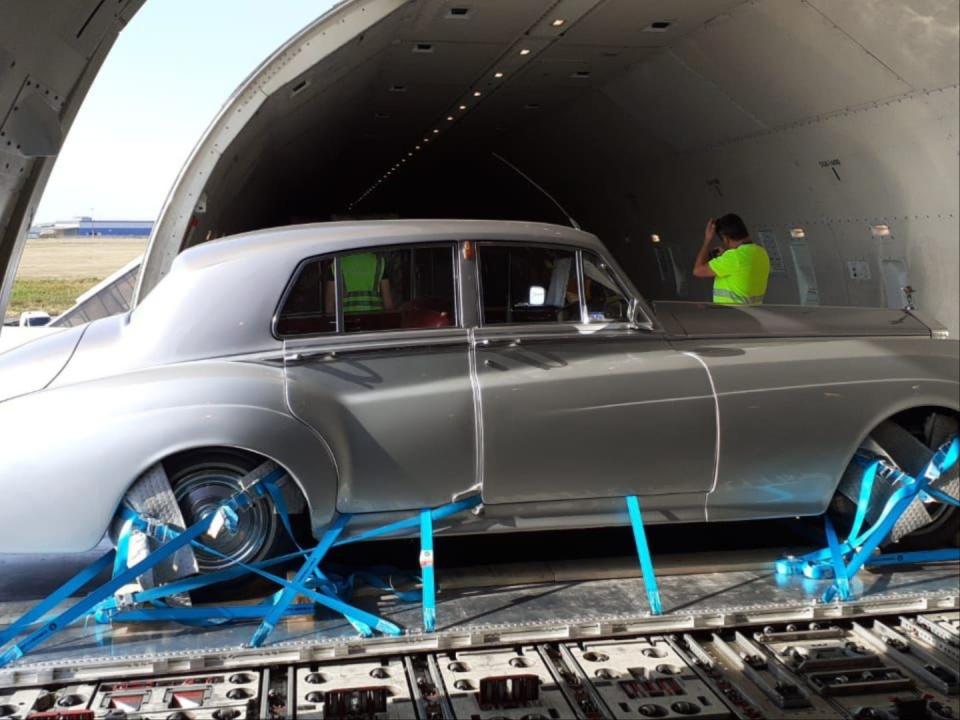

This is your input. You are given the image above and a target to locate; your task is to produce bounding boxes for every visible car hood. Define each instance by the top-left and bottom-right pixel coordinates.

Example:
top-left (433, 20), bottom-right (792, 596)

top-left (0, 324), bottom-right (87, 403)
top-left (654, 301), bottom-right (935, 338)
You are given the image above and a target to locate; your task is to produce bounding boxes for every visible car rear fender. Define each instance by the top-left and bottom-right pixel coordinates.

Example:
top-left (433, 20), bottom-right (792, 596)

top-left (0, 361), bottom-right (338, 553)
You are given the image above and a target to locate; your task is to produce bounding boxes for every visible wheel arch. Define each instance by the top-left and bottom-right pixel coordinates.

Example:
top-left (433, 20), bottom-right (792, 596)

top-left (0, 394), bottom-right (339, 553)
top-left (113, 407), bottom-right (340, 541)
top-left (826, 395), bottom-right (960, 512)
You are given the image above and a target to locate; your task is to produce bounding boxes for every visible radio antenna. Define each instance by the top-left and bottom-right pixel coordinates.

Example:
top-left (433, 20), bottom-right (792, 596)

top-left (492, 152), bottom-right (581, 230)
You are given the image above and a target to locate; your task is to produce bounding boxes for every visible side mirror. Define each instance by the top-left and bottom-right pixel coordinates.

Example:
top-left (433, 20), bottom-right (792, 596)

top-left (528, 285), bottom-right (546, 306)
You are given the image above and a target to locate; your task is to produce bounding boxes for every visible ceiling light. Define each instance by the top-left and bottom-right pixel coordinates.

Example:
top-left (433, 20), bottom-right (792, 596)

top-left (551, 18), bottom-right (565, 27)
top-left (433, 129), bottom-right (439, 133)
top-left (519, 48), bottom-right (531, 56)
top-left (790, 228), bottom-right (806, 239)
top-left (473, 90), bottom-right (482, 97)
top-left (494, 71), bottom-right (504, 78)
top-left (424, 138), bottom-right (430, 142)
top-left (459, 104), bottom-right (467, 110)
top-left (415, 145), bottom-right (421, 150)
top-left (871, 224), bottom-right (892, 237)
top-left (651, 234), bottom-right (661, 243)
top-left (447, 115), bottom-right (454, 121)
top-left (408, 152), bottom-right (413, 156)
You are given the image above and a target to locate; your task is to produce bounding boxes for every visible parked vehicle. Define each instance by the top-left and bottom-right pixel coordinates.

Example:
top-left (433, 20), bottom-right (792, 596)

top-left (0, 220), bottom-right (956, 570)
top-left (18, 311), bottom-right (51, 327)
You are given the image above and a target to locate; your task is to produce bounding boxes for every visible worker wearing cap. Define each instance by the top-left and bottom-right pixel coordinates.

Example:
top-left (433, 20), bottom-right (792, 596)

top-left (693, 213), bottom-right (770, 305)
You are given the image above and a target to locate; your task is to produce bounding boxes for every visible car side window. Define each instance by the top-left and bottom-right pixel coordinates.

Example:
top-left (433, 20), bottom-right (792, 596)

top-left (478, 245), bottom-right (580, 325)
top-left (340, 244), bottom-right (456, 333)
top-left (276, 244), bottom-right (456, 338)
top-left (276, 257), bottom-right (336, 336)
top-left (582, 251), bottom-right (630, 323)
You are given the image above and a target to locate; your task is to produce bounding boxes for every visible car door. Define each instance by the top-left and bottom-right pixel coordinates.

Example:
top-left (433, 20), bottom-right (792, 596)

top-left (473, 242), bottom-right (717, 507)
top-left (278, 242), bottom-right (477, 513)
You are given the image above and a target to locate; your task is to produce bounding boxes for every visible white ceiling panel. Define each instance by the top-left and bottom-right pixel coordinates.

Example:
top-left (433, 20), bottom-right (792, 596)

top-left (380, 41), bottom-right (505, 85)
top-left (601, 51), bottom-right (766, 152)
top-left (404, 0), bottom-right (553, 43)
top-left (561, 0), bottom-right (747, 47)
top-left (807, 0), bottom-right (960, 91)
top-left (673, 1), bottom-right (913, 128)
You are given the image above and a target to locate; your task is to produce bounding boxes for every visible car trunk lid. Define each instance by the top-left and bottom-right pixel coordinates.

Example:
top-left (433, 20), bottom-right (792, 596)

top-left (0, 324), bottom-right (87, 403)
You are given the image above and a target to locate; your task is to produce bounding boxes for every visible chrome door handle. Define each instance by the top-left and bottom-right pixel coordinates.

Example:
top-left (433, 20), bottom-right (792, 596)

top-left (283, 350), bottom-right (337, 363)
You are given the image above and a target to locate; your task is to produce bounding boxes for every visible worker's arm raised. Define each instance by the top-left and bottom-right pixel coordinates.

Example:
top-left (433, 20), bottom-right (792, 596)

top-left (693, 218), bottom-right (717, 278)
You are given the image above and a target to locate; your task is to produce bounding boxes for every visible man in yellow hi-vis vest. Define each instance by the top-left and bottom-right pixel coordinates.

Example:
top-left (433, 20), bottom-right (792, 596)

top-left (325, 251), bottom-right (395, 314)
top-left (693, 213), bottom-right (770, 305)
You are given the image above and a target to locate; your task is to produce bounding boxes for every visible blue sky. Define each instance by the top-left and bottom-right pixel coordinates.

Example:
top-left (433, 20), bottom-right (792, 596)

top-left (36, 0), bottom-right (337, 223)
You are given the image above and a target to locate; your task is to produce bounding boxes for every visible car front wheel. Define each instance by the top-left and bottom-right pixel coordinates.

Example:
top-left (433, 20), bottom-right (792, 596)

top-left (831, 410), bottom-right (959, 551)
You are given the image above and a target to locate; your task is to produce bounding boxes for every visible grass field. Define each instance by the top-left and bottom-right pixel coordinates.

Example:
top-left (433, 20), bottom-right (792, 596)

top-left (9, 278), bottom-right (104, 317)
top-left (6, 237), bottom-right (146, 321)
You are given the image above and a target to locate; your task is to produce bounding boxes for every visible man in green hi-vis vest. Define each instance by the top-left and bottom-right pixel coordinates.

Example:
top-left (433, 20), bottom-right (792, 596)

top-left (326, 251), bottom-right (395, 314)
top-left (693, 213), bottom-right (770, 305)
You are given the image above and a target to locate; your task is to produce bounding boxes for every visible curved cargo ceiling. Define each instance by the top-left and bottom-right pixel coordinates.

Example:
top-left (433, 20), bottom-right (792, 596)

top-left (139, 0), bottom-right (960, 334)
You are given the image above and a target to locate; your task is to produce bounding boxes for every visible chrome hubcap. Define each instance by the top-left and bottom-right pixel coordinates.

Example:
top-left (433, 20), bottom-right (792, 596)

top-left (174, 465), bottom-right (275, 573)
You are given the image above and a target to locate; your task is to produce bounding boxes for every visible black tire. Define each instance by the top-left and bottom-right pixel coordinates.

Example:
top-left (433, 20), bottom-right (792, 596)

top-left (831, 410), bottom-right (959, 551)
top-left (163, 448), bottom-right (307, 600)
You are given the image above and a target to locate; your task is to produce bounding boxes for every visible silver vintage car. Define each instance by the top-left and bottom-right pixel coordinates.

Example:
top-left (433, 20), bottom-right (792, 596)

top-left (0, 220), bottom-right (957, 572)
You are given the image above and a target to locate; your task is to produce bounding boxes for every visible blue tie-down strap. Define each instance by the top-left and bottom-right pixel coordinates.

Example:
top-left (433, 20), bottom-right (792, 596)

top-left (866, 548), bottom-right (960, 568)
top-left (0, 465), bottom-right (286, 667)
top-left (777, 437), bottom-right (959, 580)
top-left (819, 436), bottom-right (959, 604)
top-left (823, 516), bottom-right (851, 601)
top-left (625, 495), bottom-right (663, 616)
top-left (420, 509), bottom-right (436, 632)
top-left (0, 503), bottom-right (223, 669)
top-left (107, 509), bottom-right (402, 643)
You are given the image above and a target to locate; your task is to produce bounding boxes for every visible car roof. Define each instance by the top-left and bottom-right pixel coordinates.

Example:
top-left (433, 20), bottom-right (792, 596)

top-left (176, 219), bottom-right (605, 271)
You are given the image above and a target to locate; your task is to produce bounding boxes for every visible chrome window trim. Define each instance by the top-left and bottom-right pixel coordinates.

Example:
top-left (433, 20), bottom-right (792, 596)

top-left (475, 321), bottom-right (651, 343)
top-left (575, 249), bottom-right (587, 324)
top-left (283, 327), bottom-right (470, 359)
top-left (581, 249), bottom-right (635, 326)
top-left (272, 241), bottom-right (460, 340)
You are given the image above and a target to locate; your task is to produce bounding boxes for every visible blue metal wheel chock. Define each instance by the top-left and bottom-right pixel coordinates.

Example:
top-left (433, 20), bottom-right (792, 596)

top-left (776, 436), bottom-right (959, 604)
top-left (0, 460), bottom-right (483, 668)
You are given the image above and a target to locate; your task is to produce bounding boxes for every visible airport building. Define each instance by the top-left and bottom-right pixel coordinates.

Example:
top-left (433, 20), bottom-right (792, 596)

top-left (29, 217), bottom-right (153, 238)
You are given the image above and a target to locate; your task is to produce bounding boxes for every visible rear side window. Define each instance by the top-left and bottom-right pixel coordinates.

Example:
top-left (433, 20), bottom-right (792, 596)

top-left (275, 258), bottom-right (335, 337)
top-left (276, 244), bottom-right (456, 337)
top-left (478, 245), bottom-right (580, 324)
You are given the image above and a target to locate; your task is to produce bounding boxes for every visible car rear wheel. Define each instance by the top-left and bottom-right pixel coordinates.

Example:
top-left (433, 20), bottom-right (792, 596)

top-left (831, 410), bottom-right (959, 551)
top-left (164, 449), bottom-right (306, 598)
